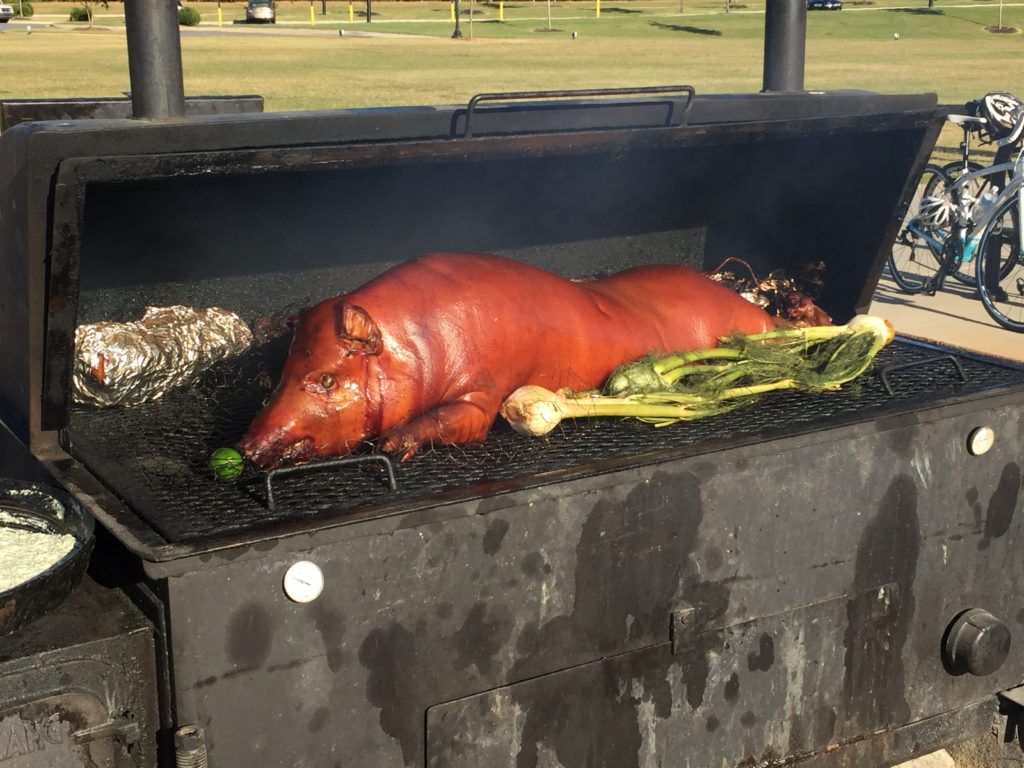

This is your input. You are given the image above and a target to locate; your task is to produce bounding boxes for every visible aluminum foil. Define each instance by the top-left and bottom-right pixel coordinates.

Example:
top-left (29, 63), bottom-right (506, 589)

top-left (73, 306), bottom-right (254, 407)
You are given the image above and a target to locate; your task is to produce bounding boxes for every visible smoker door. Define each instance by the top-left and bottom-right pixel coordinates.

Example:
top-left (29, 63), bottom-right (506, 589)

top-left (0, 579), bottom-right (158, 768)
top-left (426, 585), bottom-right (900, 767)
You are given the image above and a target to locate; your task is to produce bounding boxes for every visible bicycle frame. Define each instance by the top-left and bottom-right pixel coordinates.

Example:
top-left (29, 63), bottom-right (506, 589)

top-left (906, 220), bottom-right (949, 255)
top-left (964, 153), bottom-right (1024, 256)
top-left (888, 98), bottom-right (1024, 305)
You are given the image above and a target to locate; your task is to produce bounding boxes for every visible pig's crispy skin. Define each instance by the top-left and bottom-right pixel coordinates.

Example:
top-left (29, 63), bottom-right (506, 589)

top-left (239, 252), bottom-right (781, 466)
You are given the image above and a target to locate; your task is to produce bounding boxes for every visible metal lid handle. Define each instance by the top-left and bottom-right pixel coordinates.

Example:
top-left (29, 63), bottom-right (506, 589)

top-left (464, 85), bottom-right (696, 138)
top-left (264, 454), bottom-right (398, 511)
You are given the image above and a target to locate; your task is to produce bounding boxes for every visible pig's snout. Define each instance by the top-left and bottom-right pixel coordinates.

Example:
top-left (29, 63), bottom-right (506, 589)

top-left (239, 426), bottom-right (316, 470)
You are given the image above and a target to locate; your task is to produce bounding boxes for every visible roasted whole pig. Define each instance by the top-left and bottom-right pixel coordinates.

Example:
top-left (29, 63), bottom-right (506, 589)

top-left (239, 252), bottom-right (783, 467)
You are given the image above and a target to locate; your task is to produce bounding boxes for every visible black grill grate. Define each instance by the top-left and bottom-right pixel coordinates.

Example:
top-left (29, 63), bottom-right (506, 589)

top-left (65, 339), bottom-right (1024, 545)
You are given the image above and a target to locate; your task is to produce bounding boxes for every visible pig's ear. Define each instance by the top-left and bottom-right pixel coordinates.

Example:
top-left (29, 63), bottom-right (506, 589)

top-left (336, 302), bottom-right (383, 355)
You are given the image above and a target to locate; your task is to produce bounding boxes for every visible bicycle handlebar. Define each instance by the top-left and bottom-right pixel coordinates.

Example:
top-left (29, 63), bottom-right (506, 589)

top-left (947, 113), bottom-right (987, 128)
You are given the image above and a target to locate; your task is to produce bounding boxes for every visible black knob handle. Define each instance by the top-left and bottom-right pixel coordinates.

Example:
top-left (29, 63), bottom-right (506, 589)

top-left (944, 608), bottom-right (1011, 677)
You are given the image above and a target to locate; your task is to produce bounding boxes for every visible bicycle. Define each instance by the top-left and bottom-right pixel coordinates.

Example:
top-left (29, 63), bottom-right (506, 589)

top-left (931, 110), bottom-right (988, 284)
top-left (887, 93), bottom-right (1023, 303)
top-left (972, 126), bottom-right (1024, 331)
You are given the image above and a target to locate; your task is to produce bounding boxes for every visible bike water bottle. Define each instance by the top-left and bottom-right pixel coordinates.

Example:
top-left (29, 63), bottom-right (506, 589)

top-left (977, 186), bottom-right (999, 217)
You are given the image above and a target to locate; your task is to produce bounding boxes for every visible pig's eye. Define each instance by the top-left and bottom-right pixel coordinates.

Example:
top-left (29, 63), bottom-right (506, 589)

top-left (319, 373), bottom-right (337, 390)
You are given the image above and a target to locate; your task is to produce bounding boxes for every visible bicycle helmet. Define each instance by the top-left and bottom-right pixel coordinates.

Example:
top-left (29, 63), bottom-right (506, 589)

top-left (979, 92), bottom-right (1024, 141)
top-left (916, 194), bottom-right (954, 228)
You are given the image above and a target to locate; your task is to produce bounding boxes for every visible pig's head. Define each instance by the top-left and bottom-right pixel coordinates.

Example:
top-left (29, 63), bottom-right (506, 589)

top-left (239, 300), bottom-right (383, 470)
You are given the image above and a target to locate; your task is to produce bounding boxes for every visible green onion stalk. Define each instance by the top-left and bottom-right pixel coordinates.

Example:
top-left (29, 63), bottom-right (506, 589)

top-left (500, 315), bottom-right (895, 437)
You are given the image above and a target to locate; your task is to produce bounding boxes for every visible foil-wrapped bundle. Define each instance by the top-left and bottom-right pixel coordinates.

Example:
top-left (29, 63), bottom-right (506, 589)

top-left (73, 306), bottom-right (254, 407)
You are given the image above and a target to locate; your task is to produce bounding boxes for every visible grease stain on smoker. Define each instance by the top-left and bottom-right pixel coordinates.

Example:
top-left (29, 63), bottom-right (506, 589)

top-left (882, 421), bottom-right (918, 457)
top-left (965, 487), bottom-right (983, 531)
top-left (842, 474), bottom-right (919, 732)
top-left (977, 462), bottom-right (1021, 551)
top-left (213, 544), bottom-right (251, 562)
top-left (310, 602), bottom-right (347, 673)
top-left (226, 601), bottom-right (274, 670)
top-left (482, 517), bottom-right (510, 555)
top-left (692, 460), bottom-right (721, 480)
top-left (746, 633), bottom-right (775, 672)
top-left (724, 672), bottom-right (740, 703)
top-left (512, 670), bottom-right (650, 768)
top-left (359, 621), bottom-right (424, 766)
top-left (520, 551), bottom-right (551, 579)
top-left (704, 545), bottom-right (725, 571)
top-left (816, 707), bottom-right (838, 747)
top-left (452, 602), bottom-right (513, 677)
top-left (307, 706), bottom-right (330, 734)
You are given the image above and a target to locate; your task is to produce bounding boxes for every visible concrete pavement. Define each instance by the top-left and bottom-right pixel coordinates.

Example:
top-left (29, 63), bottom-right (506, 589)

top-left (869, 273), bottom-right (1023, 363)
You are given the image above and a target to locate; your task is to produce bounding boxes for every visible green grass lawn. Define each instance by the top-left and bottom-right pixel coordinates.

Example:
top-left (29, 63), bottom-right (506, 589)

top-left (2, 0), bottom-right (1021, 114)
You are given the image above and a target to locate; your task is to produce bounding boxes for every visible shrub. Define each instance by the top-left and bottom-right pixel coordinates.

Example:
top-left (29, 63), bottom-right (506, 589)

top-left (69, 5), bottom-right (91, 21)
top-left (178, 6), bottom-right (201, 25)
top-left (16, 1), bottom-right (33, 18)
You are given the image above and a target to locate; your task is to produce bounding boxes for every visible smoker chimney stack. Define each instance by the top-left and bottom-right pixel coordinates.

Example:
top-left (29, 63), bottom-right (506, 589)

top-left (762, 0), bottom-right (807, 93)
top-left (124, 0), bottom-right (187, 119)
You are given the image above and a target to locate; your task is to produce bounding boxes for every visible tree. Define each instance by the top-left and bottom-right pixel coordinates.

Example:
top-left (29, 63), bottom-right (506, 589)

top-left (82, 0), bottom-right (109, 29)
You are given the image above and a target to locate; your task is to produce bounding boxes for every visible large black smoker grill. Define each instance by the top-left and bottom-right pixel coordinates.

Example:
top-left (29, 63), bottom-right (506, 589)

top-left (3, 2), bottom-right (1024, 766)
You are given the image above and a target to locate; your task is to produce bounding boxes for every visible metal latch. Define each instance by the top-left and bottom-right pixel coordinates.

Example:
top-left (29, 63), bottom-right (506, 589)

top-left (670, 602), bottom-right (697, 655)
top-left (71, 719), bottom-right (141, 746)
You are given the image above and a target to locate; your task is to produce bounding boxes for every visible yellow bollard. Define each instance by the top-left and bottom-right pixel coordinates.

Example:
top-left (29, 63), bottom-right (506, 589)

top-left (450, 2), bottom-right (455, 21)
top-left (217, 5), bottom-right (222, 25)
top-left (310, 2), bottom-right (316, 24)
top-left (348, 1), bottom-right (354, 20)
top-left (498, 0), bottom-right (503, 20)
top-left (595, 0), bottom-right (600, 17)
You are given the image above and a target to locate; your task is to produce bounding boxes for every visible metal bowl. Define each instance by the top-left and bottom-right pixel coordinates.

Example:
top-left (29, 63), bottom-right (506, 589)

top-left (0, 479), bottom-right (95, 636)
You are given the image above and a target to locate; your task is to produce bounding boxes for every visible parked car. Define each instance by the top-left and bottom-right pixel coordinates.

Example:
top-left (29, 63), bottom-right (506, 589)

top-left (246, 0), bottom-right (276, 23)
top-left (808, 0), bottom-right (842, 9)
top-left (0, 3), bottom-right (16, 22)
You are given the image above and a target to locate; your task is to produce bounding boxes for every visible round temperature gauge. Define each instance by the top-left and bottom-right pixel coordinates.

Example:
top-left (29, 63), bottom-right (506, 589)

top-left (283, 561), bottom-right (325, 603)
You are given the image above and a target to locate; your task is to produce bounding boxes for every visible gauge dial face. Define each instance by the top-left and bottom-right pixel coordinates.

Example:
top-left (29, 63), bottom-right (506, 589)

top-left (968, 426), bottom-right (995, 456)
top-left (283, 560), bottom-right (324, 603)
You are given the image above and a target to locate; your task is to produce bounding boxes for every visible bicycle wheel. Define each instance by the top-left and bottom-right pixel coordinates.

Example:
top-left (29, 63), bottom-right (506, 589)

top-left (888, 165), bottom-right (950, 294)
top-left (976, 194), bottom-right (1024, 331)
top-left (939, 160), bottom-right (986, 284)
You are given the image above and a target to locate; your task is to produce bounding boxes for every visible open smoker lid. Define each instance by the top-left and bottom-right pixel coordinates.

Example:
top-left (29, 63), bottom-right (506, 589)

top-left (0, 88), bottom-right (951, 560)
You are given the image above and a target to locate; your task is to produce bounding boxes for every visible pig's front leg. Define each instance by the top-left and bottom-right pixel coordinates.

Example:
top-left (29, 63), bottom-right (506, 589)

top-left (380, 393), bottom-right (499, 461)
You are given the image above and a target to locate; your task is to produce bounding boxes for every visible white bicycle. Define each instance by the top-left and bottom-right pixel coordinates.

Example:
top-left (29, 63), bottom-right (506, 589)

top-left (888, 93), bottom-right (1024, 331)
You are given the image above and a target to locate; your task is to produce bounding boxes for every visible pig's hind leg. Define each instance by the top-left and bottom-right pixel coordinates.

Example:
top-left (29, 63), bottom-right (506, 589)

top-left (380, 393), bottom-right (499, 461)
